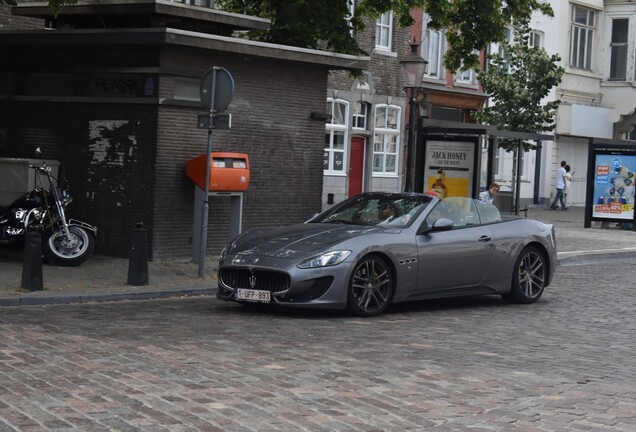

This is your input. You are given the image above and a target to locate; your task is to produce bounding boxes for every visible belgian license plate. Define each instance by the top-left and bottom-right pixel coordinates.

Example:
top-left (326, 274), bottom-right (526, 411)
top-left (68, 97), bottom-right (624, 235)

top-left (236, 288), bottom-right (271, 303)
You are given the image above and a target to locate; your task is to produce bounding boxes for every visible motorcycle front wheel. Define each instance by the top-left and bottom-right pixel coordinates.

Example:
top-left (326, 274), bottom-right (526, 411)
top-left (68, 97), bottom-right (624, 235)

top-left (44, 226), bottom-right (95, 266)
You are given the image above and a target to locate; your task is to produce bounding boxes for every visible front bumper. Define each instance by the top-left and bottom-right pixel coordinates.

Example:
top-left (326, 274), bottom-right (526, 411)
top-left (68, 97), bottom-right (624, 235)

top-left (216, 255), bottom-right (352, 309)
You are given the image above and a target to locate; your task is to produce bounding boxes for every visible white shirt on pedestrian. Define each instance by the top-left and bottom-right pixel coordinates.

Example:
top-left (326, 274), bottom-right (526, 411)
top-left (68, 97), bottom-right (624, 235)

top-left (556, 166), bottom-right (566, 189)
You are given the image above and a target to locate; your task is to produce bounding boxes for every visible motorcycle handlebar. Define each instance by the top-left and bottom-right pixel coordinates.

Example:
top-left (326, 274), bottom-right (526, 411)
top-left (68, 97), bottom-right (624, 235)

top-left (28, 164), bottom-right (50, 173)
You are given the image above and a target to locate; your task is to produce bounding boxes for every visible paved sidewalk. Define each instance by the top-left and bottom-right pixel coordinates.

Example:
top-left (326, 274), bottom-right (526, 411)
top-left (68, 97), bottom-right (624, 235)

top-left (1, 206), bottom-right (635, 306)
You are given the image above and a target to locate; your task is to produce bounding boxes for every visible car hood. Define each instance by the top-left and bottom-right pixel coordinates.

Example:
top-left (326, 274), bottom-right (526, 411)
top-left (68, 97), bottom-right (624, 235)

top-left (227, 223), bottom-right (390, 259)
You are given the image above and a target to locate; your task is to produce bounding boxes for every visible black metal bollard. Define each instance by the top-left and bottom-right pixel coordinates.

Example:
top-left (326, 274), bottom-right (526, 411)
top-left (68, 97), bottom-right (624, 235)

top-left (21, 231), bottom-right (43, 291)
top-left (127, 221), bottom-right (149, 286)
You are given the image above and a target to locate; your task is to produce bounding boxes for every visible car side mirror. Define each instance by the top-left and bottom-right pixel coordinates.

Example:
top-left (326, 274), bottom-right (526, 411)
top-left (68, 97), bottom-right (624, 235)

top-left (418, 217), bottom-right (454, 235)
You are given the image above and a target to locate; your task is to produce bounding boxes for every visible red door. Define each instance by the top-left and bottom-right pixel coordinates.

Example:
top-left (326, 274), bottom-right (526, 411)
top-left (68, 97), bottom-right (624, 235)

top-left (348, 137), bottom-right (365, 197)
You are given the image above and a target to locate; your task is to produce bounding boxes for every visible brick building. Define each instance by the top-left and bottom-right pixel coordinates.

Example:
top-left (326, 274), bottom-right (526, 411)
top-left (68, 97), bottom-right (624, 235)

top-left (0, 1), bottom-right (367, 259)
top-left (323, 4), bottom-right (488, 207)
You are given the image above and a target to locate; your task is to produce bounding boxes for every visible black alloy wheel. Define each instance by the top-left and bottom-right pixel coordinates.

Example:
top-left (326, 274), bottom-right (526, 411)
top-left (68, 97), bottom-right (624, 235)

top-left (347, 254), bottom-right (394, 317)
top-left (503, 246), bottom-right (546, 304)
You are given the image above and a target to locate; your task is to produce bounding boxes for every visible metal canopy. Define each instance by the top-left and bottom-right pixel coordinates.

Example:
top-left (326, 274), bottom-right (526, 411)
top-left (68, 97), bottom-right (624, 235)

top-left (420, 118), bottom-right (554, 141)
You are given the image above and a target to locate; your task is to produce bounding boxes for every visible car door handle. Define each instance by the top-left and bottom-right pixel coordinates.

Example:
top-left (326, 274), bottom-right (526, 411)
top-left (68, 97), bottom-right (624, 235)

top-left (478, 235), bottom-right (492, 242)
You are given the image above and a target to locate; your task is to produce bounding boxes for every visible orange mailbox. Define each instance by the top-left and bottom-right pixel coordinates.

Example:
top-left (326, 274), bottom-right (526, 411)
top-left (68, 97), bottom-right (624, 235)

top-left (186, 152), bottom-right (250, 192)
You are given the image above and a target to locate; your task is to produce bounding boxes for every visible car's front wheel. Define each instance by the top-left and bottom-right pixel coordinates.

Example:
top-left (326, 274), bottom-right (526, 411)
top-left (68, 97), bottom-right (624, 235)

top-left (347, 254), bottom-right (394, 317)
top-left (503, 246), bottom-right (546, 304)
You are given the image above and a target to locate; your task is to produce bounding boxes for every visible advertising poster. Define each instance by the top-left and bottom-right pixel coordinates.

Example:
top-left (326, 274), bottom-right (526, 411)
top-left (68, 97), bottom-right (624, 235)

top-left (424, 140), bottom-right (475, 198)
top-left (592, 153), bottom-right (636, 220)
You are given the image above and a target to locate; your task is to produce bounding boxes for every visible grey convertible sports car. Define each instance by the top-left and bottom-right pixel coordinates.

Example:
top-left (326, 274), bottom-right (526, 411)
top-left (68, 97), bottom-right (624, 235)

top-left (217, 192), bottom-right (557, 317)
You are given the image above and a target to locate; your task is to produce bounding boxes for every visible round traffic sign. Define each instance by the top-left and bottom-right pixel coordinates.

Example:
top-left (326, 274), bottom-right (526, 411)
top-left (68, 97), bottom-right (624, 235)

top-left (200, 67), bottom-right (235, 111)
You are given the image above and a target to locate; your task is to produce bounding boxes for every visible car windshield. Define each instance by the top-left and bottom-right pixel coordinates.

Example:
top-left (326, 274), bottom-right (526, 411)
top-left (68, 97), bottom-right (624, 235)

top-left (315, 194), bottom-right (433, 228)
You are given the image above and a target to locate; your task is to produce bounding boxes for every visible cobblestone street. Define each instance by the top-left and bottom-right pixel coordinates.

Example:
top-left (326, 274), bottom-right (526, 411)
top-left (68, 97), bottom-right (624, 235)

top-left (2, 261), bottom-right (636, 431)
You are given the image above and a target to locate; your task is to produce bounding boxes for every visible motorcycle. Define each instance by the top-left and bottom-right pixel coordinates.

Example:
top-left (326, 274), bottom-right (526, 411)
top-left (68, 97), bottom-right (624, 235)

top-left (0, 148), bottom-right (97, 266)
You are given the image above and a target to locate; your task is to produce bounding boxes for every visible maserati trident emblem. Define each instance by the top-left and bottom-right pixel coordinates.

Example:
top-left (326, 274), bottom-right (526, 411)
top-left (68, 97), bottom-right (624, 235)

top-left (249, 274), bottom-right (257, 289)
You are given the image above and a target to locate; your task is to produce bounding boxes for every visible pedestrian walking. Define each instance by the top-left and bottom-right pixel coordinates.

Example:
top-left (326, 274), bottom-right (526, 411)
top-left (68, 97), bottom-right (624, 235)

top-left (564, 164), bottom-right (573, 207)
top-left (550, 160), bottom-right (568, 210)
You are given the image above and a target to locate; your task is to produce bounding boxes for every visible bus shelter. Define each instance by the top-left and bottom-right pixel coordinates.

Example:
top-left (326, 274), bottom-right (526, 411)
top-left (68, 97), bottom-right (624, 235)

top-left (415, 118), bottom-right (554, 215)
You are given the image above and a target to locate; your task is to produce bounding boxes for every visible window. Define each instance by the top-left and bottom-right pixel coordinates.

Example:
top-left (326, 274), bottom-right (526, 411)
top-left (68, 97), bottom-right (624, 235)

top-left (570, 5), bottom-right (595, 70)
top-left (375, 11), bottom-right (393, 51)
top-left (610, 18), bottom-right (629, 80)
top-left (529, 30), bottom-right (544, 48)
top-left (456, 67), bottom-right (476, 84)
top-left (373, 105), bottom-right (400, 175)
top-left (352, 102), bottom-right (368, 129)
top-left (496, 27), bottom-right (513, 74)
top-left (494, 147), bottom-right (504, 178)
top-left (324, 99), bottom-right (349, 173)
top-left (422, 14), bottom-right (445, 78)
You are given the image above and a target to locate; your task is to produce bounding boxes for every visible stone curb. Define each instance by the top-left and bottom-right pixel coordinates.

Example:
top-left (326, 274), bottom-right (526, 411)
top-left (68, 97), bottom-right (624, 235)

top-left (557, 250), bottom-right (636, 267)
top-left (0, 288), bottom-right (216, 307)
top-left (3, 250), bottom-right (635, 307)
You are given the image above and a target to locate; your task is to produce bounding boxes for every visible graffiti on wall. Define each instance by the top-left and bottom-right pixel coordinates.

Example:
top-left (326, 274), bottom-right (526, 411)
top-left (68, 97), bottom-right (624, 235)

top-left (87, 120), bottom-right (139, 204)
top-left (88, 120), bottom-right (138, 166)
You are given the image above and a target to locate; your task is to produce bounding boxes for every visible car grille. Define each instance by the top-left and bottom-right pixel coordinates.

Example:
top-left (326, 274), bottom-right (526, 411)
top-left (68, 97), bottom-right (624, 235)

top-left (220, 268), bottom-right (291, 293)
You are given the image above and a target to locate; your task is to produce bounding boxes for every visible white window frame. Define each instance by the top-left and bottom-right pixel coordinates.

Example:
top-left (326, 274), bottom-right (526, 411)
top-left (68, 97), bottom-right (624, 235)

top-left (494, 147), bottom-right (504, 178)
top-left (352, 101), bottom-right (369, 130)
top-left (570, 5), bottom-right (595, 71)
top-left (494, 26), bottom-right (513, 74)
top-left (609, 17), bottom-right (629, 81)
top-left (421, 13), bottom-right (445, 79)
top-left (372, 104), bottom-right (400, 176)
top-left (519, 148), bottom-right (527, 180)
top-left (529, 30), bottom-right (544, 48)
top-left (324, 98), bottom-right (349, 174)
top-left (455, 52), bottom-right (479, 85)
top-left (375, 11), bottom-right (393, 51)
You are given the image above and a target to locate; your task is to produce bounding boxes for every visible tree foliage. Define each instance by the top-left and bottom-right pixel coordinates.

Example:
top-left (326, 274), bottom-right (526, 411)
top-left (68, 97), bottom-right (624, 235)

top-left (473, 18), bottom-right (564, 152)
top-left (218, 0), bottom-right (554, 70)
top-left (217, 0), bottom-right (363, 55)
top-left (4, 0), bottom-right (554, 71)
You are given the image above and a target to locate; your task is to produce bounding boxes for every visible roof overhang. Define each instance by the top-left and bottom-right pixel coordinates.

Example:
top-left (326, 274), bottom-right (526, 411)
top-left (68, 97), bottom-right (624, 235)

top-left (12, 0), bottom-right (271, 31)
top-left (0, 28), bottom-right (369, 71)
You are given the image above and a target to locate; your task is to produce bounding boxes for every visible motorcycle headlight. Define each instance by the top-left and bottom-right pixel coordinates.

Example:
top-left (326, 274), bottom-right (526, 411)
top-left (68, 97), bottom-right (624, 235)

top-left (219, 246), bottom-right (228, 261)
top-left (62, 191), bottom-right (73, 206)
top-left (297, 250), bottom-right (351, 269)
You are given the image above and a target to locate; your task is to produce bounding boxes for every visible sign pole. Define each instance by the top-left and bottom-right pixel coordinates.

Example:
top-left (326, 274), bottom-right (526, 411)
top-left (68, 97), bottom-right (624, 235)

top-left (198, 68), bottom-right (218, 278)
top-left (195, 66), bottom-right (234, 277)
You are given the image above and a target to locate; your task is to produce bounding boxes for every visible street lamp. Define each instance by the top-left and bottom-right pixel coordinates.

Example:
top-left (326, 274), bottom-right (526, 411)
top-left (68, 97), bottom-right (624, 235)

top-left (400, 41), bottom-right (428, 193)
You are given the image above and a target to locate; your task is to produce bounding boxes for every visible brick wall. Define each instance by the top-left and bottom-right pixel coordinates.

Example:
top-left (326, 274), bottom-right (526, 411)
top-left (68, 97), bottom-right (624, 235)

top-left (0, 33), bottom-right (335, 260)
top-left (328, 16), bottom-right (410, 96)
top-left (0, 101), bottom-right (158, 257)
top-left (154, 47), bottom-right (328, 259)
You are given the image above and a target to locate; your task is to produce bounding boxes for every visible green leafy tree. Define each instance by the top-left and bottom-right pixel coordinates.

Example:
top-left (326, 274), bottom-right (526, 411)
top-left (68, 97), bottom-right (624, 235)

top-left (474, 18), bottom-right (564, 205)
top-left (4, 0), bottom-right (554, 71)
top-left (474, 18), bottom-right (564, 151)
top-left (217, 0), bottom-right (363, 55)
top-left (217, 0), bottom-right (554, 70)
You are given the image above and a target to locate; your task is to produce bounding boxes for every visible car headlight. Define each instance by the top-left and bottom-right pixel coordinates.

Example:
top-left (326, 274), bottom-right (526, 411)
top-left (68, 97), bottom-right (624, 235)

top-left (297, 250), bottom-right (351, 269)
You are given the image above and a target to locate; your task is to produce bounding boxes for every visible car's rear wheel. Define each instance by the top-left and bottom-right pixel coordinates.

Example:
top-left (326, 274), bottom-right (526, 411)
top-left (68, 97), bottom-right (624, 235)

top-left (503, 246), bottom-right (546, 304)
top-left (347, 254), bottom-right (394, 317)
